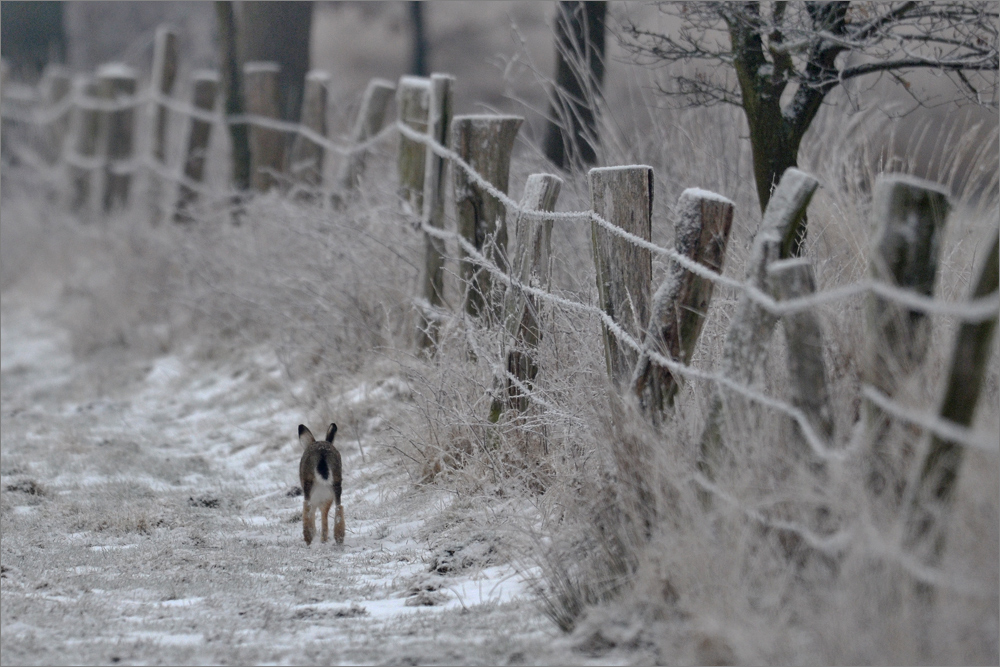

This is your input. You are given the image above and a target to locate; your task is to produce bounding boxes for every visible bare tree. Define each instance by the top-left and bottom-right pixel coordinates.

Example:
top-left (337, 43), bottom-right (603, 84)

top-left (621, 2), bottom-right (998, 250)
top-left (544, 1), bottom-right (608, 170)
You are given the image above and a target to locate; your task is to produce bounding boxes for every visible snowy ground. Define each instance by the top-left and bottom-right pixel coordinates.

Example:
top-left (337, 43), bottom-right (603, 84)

top-left (0, 273), bottom-right (589, 665)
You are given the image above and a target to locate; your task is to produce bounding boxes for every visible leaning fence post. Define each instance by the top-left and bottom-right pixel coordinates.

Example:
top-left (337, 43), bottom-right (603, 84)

top-left (589, 165), bottom-right (654, 388)
top-left (243, 61), bottom-right (283, 193)
top-left (766, 257), bottom-right (835, 447)
top-left (288, 69), bottom-right (329, 195)
top-left (96, 63), bottom-right (138, 212)
top-left (453, 115), bottom-right (524, 319)
top-left (147, 26), bottom-right (178, 221)
top-left (173, 70), bottom-right (219, 222)
top-left (337, 78), bottom-right (395, 192)
top-left (863, 175), bottom-right (950, 499)
top-left (698, 168), bottom-right (818, 479)
top-left (488, 173), bottom-right (563, 422)
top-left (903, 228), bottom-right (998, 569)
top-left (39, 64), bottom-right (73, 165)
top-left (416, 73), bottom-right (454, 350)
top-left (632, 188), bottom-right (734, 417)
top-left (66, 76), bottom-right (101, 214)
top-left (396, 75), bottom-right (431, 216)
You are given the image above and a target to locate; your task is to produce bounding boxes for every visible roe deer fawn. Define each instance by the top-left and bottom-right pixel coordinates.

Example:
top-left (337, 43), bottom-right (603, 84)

top-left (298, 423), bottom-right (345, 545)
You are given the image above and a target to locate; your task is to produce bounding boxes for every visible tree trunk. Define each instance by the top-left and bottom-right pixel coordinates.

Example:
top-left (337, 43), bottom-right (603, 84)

top-left (409, 2), bottom-right (429, 76)
top-left (543, 1), bottom-right (607, 170)
top-left (238, 1), bottom-right (313, 124)
top-left (215, 1), bottom-right (251, 192)
top-left (1, 1), bottom-right (66, 81)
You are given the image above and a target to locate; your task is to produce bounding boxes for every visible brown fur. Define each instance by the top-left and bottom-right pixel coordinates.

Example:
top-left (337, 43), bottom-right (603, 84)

top-left (298, 423), bottom-right (345, 545)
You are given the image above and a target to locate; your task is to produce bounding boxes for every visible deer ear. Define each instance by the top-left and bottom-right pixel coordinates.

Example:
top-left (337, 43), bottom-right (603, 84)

top-left (325, 423), bottom-right (338, 442)
top-left (298, 425), bottom-right (315, 446)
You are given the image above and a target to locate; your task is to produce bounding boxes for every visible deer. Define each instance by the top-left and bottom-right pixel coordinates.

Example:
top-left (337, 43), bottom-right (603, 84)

top-left (298, 423), bottom-right (345, 546)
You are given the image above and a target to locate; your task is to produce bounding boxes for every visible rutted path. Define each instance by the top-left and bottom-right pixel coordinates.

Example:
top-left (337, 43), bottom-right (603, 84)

top-left (0, 286), bottom-right (569, 665)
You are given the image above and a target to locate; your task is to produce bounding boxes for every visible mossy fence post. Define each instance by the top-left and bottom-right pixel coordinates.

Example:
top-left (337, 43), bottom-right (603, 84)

top-left (698, 168), bottom-right (818, 480)
top-left (288, 69), bottom-right (329, 195)
top-left (67, 77), bottom-right (101, 213)
top-left (337, 78), bottom-right (395, 193)
top-left (489, 173), bottom-right (563, 422)
top-left (243, 61), bottom-right (283, 193)
top-left (453, 115), bottom-right (523, 319)
top-left (39, 64), bottom-right (72, 165)
top-left (396, 75), bottom-right (431, 216)
top-left (863, 175), bottom-right (950, 500)
top-left (903, 228), bottom-right (998, 571)
top-left (416, 73), bottom-right (454, 351)
top-left (173, 70), bottom-right (219, 222)
top-left (632, 188), bottom-right (734, 419)
top-left (589, 165), bottom-right (654, 389)
top-left (766, 257), bottom-right (835, 450)
top-left (96, 63), bottom-right (137, 213)
top-left (148, 26), bottom-right (178, 221)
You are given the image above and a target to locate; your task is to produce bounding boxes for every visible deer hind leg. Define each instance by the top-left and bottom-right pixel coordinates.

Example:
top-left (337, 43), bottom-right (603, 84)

top-left (320, 498), bottom-right (333, 543)
top-left (333, 505), bottom-right (345, 545)
top-left (303, 499), bottom-right (316, 545)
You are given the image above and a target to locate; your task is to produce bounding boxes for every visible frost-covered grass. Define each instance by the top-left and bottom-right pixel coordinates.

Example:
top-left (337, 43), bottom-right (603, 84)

top-left (3, 29), bottom-right (999, 665)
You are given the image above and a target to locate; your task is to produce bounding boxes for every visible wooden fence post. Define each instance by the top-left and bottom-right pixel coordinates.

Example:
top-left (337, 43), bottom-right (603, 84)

top-left (173, 70), bottom-right (219, 222)
top-left (698, 168), bottom-right (818, 478)
top-left (96, 63), bottom-right (137, 212)
top-left (148, 26), bottom-right (178, 221)
top-left (865, 175), bottom-right (950, 394)
top-left (632, 188), bottom-right (734, 417)
top-left (589, 165), bottom-right (654, 388)
top-left (67, 76), bottom-right (101, 214)
top-left (39, 64), bottom-right (72, 165)
top-left (416, 73), bottom-right (454, 350)
top-left (453, 114), bottom-right (523, 318)
top-left (337, 78), bottom-right (395, 192)
top-left (396, 75), bottom-right (431, 216)
top-left (903, 228), bottom-right (998, 567)
top-left (863, 174), bottom-right (950, 498)
top-left (288, 69), bottom-right (329, 193)
top-left (766, 257), bottom-right (835, 446)
top-left (243, 61), bottom-right (283, 193)
top-left (489, 173), bottom-right (563, 422)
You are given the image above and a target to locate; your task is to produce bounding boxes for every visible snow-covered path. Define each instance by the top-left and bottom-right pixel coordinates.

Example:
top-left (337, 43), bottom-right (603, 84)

top-left (0, 288), bottom-right (566, 665)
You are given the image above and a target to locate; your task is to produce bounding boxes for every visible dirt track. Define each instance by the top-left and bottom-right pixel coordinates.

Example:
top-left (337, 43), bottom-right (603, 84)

top-left (0, 266), bottom-right (573, 665)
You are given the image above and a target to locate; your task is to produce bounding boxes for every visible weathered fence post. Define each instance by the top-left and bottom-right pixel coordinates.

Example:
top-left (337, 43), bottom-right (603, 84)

top-left (632, 188), bottom-right (734, 417)
top-left (173, 70), bottom-right (219, 222)
top-left (396, 75), bottom-right (431, 216)
top-left (416, 73), bottom-right (454, 350)
top-left (337, 78), bottom-right (395, 192)
top-left (453, 115), bottom-right (524, 318)
top-left (864, 175), bottom-right (950, 498)
top-left (39, 64), bottom-right (72, 165)
top-left (288, 69), bottom-right (329, 194)
top-left (243, 61), bottom-right (283, 193)
top-left (589, 165), bottom-right (654, 388)
top-left (67, 76), bottom-right (101, 213)
top-left (96, 63), bottom-right (137, 212)
top-left (698, 168), bottom-right (818, 479)
top-left (766, 257), bottom-right (835, 446)
top-left (488, 173), bottom-right (563, 422)
top-left (147, 26), bottom-right (178, 221)
top-left (903, 228), bottom-right (998, 568)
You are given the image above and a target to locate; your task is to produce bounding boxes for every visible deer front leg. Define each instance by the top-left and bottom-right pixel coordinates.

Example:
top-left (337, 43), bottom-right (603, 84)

top-left (320, 498), bottom-right (333, 543)
top-left (303, 499), bottom-right (315, 545)
top-left (334, 505), bottom-right (345, 545)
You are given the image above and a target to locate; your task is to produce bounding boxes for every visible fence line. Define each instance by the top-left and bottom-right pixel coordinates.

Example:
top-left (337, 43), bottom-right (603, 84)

top-left (2, 64), bottom-right (996, 465)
